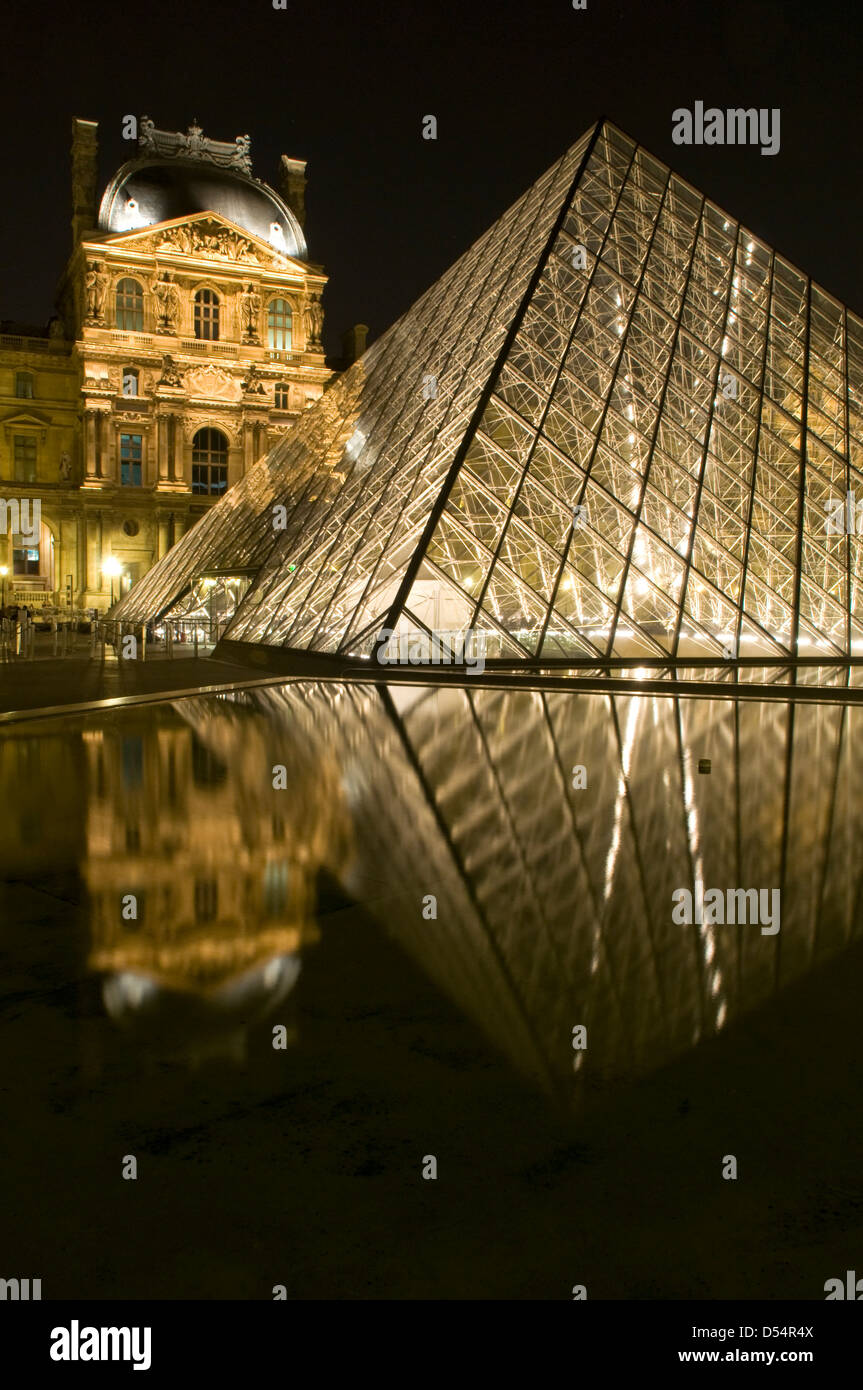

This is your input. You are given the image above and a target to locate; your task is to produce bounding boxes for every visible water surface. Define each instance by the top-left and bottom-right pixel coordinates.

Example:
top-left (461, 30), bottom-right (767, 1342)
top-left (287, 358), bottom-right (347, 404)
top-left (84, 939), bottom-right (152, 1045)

top-left (1, 681), bottom-right (861, 1298)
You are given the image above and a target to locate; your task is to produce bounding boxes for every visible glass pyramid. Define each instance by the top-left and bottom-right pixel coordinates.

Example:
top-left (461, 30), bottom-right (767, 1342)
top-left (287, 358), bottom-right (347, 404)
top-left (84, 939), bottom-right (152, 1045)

top-left (114, 120), bottom-right (863, 683)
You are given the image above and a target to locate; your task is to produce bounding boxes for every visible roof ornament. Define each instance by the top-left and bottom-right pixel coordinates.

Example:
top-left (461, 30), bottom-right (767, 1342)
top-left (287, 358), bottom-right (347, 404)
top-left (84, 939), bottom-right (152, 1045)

top-left (137, 116), bottom-right (253, 176)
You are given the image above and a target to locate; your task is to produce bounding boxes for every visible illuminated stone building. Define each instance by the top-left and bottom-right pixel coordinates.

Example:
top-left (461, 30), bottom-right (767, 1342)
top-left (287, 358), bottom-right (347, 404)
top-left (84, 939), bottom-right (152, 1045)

top-left (0, 117), bottom-right (331, 610)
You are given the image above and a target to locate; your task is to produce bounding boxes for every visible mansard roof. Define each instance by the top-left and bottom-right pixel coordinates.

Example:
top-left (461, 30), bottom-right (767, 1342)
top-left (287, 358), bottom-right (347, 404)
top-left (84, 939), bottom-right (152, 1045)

top-left (99, 120), bottom-right (307, 261)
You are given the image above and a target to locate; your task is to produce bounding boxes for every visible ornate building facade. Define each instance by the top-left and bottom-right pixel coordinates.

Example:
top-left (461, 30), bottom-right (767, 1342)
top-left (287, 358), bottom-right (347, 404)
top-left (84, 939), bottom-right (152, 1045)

top-left (0, 117), bottom-right (332, 610)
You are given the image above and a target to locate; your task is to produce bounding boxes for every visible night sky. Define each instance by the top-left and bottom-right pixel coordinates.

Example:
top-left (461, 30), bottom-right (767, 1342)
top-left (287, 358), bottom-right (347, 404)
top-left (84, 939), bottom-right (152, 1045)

top-left (1, 0), bottom-right (860, 355)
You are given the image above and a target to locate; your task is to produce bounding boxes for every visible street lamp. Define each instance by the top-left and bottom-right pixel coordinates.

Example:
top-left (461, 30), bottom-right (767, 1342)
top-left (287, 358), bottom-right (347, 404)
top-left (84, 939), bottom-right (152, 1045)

top-left (0, 565), bottom-right (8, 609)
top-left (102, 556), bottom-right (123, 608)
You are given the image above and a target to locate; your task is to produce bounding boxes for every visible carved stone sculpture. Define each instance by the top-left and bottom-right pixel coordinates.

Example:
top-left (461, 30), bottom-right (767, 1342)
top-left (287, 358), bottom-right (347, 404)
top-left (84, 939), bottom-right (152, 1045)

top-left (153, 221), bottom-right (258, 263)
top-left (157, 354), bottom-right (185, 388)
top-left (240, 283), bottom-right (262, 342)
top-left (233, 134), bottom-right (252, 175)
top-left (133, 118), bottom-right (254, 173)
top-left (84, 261), bottom-right (108, 323)
top-left (241, 363), bottom-right (266, 395)
top-left (153, 270), bottom-right (181, 332)
top-left (303, 293), bottom-right (324, 348)
top-left (138, 116), bottom-right (156, 152)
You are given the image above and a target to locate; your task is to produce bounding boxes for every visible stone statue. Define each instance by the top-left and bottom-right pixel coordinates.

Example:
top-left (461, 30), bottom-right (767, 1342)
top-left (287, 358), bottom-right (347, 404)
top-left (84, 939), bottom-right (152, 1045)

top-left (158, 354), bottom-right (185, 388)
top-left (85, 261), bottom-right (108, 323)
top-left (233, 134), bottom-right (252, 174)
top-left (153, 270), bottom-right (181, 332)
top-left (138, 115), bottom-right (156, 152)
top-left (59, 452), bottom-right (72, 481)
top-left (182, 121), bottom-right (211, 159)
top-left (240, 283), bottom-right (262, 342)
top-left (241, 362), bottom-right (266, 395)
top-left (303, 293), bottom-right (324, 348)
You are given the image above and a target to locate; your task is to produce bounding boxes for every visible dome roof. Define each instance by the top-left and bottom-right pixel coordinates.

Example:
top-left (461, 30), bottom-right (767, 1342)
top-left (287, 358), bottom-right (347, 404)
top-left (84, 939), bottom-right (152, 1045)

top-left (98, 157), bottom-right (308, 260)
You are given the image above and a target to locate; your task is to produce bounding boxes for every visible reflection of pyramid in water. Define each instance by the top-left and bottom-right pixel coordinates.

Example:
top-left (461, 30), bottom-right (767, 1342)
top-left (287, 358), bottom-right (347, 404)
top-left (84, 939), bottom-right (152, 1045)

top-left (115, 120), bottom-right (863, 675)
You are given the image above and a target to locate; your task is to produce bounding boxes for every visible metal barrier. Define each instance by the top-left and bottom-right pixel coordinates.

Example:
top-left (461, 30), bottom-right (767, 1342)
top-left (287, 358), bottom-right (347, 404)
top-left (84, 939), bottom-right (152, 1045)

top-left (95, 616), bottom-right (226, 659)
top-left (0, 615), bottom-right (36, 659)
top-left (0, 613), bottom-right (227, 661)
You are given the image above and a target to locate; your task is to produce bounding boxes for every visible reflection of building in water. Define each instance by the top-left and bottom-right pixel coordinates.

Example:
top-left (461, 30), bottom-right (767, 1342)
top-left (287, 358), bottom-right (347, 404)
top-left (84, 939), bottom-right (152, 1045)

top-left (69, 677), bottom-right (863, 1093)
top-left (0, 727), bottom-right (84, 877)
top-left (81, 700), bottom-right (353, 1062)
top-left (219, 682), bottom-right (863, 1105)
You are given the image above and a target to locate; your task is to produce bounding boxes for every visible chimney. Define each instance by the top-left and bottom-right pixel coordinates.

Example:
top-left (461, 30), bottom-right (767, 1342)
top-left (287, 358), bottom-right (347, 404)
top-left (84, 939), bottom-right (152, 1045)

top-left (279, 156), bottom-right (307, 230)
top-left (71, 119), bottom-right (99, 248)
top-left (341, 324), bottom-right (369, 367)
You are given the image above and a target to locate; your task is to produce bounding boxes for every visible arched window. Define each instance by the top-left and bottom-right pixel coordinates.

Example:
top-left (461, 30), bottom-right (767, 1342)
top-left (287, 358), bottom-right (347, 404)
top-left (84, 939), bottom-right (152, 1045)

top-left (192, 427), bottom-right (228, 495)
top-left (194, 288), bottom-right (220, 341)
top-left (267, 298), bottom-right (292, 351)
top-left (122, 368), bottom-right (139, 397)
top-left (115, 278), bottom-right (144, 331)
top-left (274, 382), bottom-right (290, 409)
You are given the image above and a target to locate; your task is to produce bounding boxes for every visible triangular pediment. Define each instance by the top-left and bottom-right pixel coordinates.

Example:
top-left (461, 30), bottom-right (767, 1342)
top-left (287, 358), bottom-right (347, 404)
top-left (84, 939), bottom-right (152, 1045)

top-left (85, 212), bottom-right (306, 274)
top-left (2, 409), bottom-right (52, 433)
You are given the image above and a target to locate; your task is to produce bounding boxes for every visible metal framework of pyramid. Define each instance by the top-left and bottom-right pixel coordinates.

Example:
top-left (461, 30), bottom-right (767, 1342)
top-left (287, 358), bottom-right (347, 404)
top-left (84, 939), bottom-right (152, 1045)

top-left (114, 120), bottom-right (863, 685)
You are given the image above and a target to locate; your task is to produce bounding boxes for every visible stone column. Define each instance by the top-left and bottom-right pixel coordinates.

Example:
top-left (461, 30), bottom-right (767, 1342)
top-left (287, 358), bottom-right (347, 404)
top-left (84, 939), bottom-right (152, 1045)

top-left (169, 416), bottom-right (179, 482)
top-left (83, 410), bottom-right (99, 480)
top-left (173, 421), bottom-right (186, 486)
top-left (157, 415), bottom-right (170, 482)
top-left (77, 511), bottom-right (87, 602)
top-left (86, 512), bottom-right (102, 594)
top-left (95, 412), bottom-right (105, 479)
top-left (240, 421), bottom-right (251, 474)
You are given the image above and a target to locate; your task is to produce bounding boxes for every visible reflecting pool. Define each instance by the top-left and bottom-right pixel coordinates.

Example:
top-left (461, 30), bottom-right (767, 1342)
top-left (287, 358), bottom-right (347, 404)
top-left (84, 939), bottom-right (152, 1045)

top-left (1, 682), bottom-right (862, 1299)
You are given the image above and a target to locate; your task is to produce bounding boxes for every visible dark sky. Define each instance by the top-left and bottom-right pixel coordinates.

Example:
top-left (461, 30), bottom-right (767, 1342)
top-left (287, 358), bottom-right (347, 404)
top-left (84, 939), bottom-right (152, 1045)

top-left (1, 0), bottom-right (860, 354)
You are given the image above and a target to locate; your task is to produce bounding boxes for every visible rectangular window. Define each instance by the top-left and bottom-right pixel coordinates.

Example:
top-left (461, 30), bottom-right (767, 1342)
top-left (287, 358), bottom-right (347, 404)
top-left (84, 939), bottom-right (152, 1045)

top-left (263, 861), bottom-right (289, 917)
top-left (13, 435), bottom-right (37, 482)
top-left (267, 299), bottom-right (292, 351)
top-left (13, 546), bottom-right (40, 576)
top-left (120, 432), bottom-right (142, 486)
top-left (116, 279), bottom-right (144, 332)
top-left (194, 291), bottom-right (220, 341)
top-left (194, 879), bottom-right (219, 923)
top-left (15, 373), bottom-right (34, 399)
top-left (192, 464), bottom-right (228, 496)
top-left (121, 737), bottom-right (143, 788)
